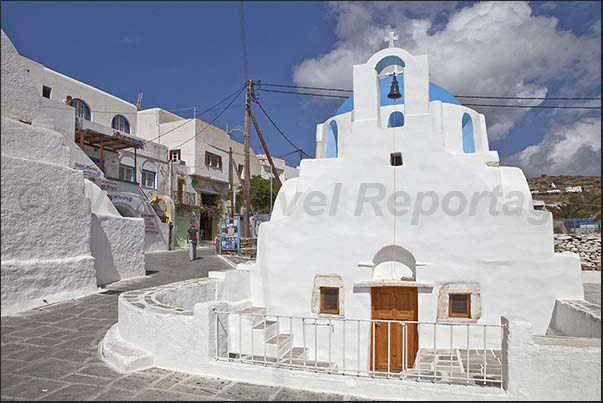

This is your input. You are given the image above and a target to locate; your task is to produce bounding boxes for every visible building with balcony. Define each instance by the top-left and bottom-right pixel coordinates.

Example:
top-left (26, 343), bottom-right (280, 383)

top-left (20, 55), bottom-right (171, 251)
top-left (136, 108), bottom-right (262, 246)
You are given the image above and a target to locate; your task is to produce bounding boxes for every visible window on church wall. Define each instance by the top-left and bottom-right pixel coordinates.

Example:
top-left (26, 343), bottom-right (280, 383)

top-left (390, 152), bottom-right (403, 166)
top-left (320, 287), bottom-right (339, 315)
top-left (462, 113), bottom-right (475, 153)
top-left (388, 111), bottom-right (405, 128)
top-left (449, 294), bottom-right (470, 318)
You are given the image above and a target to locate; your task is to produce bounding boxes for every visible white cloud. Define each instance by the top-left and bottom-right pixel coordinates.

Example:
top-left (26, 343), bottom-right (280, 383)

top-left (502, 116), bottom-right (601, 177)
top-left (292, 1), bottom-right (601, 140)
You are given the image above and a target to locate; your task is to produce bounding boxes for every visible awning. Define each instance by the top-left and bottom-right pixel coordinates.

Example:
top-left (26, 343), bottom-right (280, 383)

top-left (76, 128), bottom-right (144, 152)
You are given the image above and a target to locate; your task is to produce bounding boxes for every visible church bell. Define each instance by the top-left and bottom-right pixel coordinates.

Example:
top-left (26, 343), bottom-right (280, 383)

top-left (387, 73), bottom-right (402, 100)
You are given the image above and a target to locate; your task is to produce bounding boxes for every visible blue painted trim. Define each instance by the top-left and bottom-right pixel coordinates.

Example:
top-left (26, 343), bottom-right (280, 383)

top-left (335, 76), bottom-right (460, 116)
top-left (462, 113), bottom-right (475, 153)
top-left (387, 111), bottom-right (405, 128)
top-left (374, 55), bottom-right (405, 74)
top-left (326, 120), bottom-right (338, 158)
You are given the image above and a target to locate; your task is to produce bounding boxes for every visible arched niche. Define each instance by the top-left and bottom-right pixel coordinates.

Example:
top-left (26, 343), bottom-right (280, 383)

top-left (372, 245), bottom-right (416, 281)
top-left (462, 113), bottom-right (475, 153)
top-left (387, 111), bottom-right (405, 128)
top-left (374, 55), bottom-right (406, 74)
top-left (325, 120), bottom-right (338, 158)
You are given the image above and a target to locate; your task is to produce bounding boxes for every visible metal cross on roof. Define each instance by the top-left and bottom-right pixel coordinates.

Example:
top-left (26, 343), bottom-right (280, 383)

top-left (385, 31), bottom-right (399, 48)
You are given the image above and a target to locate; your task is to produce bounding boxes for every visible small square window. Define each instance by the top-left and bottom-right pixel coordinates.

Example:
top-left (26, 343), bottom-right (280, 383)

top-left (170, 150), bottom-right (181, 162)
top-left (449, 294), bottom-right (470, 318)
top-left (390, 152), bottom-right (403, 166)
top-left (320, 287), bottom-right (339, 315)
top-left (42, 85), bottom-right (51, 99)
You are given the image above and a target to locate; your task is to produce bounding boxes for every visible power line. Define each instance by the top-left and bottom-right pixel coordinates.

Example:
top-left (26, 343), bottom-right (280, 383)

top-left (259, 88), bottom-right (601, 109)
top-left (258, 83), bottom-right (602, 101)
top-left (463, 104), bottom-right (601, 110)
top-left (261, 83), bottom-right (353, 93)
top-left (273, 149), bottom-right (299, 159)
top-left (456, 95), bottom-right (601, 100)
top-left (253, 99), bottom-right (311, 157)
top-left (143, 86), bottom-right (245, 145)
top-left (259, 88), bottom-right (349, 99)
top-left (172, 86), bottom-right (246, 150)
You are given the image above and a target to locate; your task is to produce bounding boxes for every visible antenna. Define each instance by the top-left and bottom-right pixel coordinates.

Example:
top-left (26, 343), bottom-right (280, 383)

top-left (136, 92), bottom-right (143, 111)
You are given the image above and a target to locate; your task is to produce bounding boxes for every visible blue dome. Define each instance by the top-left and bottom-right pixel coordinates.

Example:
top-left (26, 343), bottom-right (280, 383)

top-left (335, 75), bottom-right (460, 116)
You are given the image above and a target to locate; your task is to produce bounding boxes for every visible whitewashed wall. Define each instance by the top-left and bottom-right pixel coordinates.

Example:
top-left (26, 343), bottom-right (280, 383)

top-left (21, 56), bottom-right (138, 136)
top-left (1, 30), bottom-right (97, 313)
top-left (250, 46), bottom-right (584, 368)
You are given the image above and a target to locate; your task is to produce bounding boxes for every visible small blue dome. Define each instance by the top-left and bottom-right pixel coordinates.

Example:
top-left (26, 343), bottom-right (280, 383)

top-left (335, 75), bottom-right (460, 116)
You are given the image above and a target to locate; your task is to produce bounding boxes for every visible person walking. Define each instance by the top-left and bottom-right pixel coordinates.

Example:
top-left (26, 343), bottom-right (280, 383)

top-left (187, 222), bottom-right (198, 261)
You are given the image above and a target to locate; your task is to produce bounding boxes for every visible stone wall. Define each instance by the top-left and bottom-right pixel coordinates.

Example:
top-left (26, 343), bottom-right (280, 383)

top-left (554, 233), bottom-right (601, 270)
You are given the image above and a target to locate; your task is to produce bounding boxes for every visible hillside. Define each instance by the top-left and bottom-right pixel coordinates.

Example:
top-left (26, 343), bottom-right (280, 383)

top-left (527, 175), bottom-right (601, 218)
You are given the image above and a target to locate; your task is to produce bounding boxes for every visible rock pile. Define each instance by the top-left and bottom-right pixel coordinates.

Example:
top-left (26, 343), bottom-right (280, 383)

top-left (554, 233), bottom-right (601, 270)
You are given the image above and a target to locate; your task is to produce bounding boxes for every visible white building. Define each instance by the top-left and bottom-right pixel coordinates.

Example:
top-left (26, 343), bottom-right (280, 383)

top-left (565, 186), bottom-right (583, 193)
top-left (136, 108), bottom-right (262, 245)
top-left (20, 54), bottom-right (171, 251)
top-left (102, 39), bottom-right (598, 401)
top-left (1, 30), bottom-right (145, 314)
top-left (249, 44), bottom-right (584, 368)
top-left (256, 154), bottom-right (299, 183)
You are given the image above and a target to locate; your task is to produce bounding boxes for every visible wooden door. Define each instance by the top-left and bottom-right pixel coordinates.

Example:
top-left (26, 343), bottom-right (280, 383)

top-left (371, 287), bottom-right (418, 372)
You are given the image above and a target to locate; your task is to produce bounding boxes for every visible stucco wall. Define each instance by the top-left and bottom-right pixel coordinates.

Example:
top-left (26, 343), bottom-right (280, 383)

top-left (1, 144), bottom-right (97, 313)
top-left (249, 46), bottom-right (583, 368)
top-left (20, 55), bottom-right (138, 136)
top-left (502, 316), bottom-right (601, 400)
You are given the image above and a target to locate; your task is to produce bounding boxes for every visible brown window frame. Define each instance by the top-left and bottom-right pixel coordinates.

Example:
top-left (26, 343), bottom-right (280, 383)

top-left (449, 294), bottom-right (471, 318)
top-left (320, 287), bottom-right (339, 315)
top-left (205, 151), bottom-right (222, 169)
top-left (170, 149), bottom-right (181, 162)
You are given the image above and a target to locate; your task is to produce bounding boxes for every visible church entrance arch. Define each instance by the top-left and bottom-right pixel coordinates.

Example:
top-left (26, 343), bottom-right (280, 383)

top-left (370, 245), bottom-right (418, 372)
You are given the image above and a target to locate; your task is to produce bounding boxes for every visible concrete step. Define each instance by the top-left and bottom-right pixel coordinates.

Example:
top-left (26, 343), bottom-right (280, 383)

top-left (100, 324), bottom-right (153, 372)
top-left (253, 320), bottom-right (278, 341)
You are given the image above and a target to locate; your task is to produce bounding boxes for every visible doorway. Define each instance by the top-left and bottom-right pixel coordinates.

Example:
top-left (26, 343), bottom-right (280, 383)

top-left (371, 287), bottom-right (418, 372)
top-left (199, 193), bottom-right (217, 241)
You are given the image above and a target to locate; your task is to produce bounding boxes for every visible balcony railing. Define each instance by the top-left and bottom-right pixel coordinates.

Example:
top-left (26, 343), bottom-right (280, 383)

top-left (212, 309), bottom-right (504, 387)
top-left (172, 191), bottom-right (198, 206)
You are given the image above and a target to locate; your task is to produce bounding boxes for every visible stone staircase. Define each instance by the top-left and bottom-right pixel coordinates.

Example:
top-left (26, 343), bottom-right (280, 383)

top-left (227, 306), bottom-right (337, 371)
top-left (228, 306), bottom-right (296, 361)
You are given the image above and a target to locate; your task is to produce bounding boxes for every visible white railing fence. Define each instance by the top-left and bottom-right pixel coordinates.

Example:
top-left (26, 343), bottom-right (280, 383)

top-left (213, 309), bottom-right (504, 387)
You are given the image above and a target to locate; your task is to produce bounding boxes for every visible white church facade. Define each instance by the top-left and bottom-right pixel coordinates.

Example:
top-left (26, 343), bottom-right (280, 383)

top-left (250, 43), bottom-right (584, 363)
top-left (102, 41), bottom-right (597, 399)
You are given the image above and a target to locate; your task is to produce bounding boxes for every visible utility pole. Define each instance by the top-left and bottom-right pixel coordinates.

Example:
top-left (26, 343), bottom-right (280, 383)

top-left (242, 80), bottom-right (253, 238)
top-left (298, 148), bottom-right (303, 165)
top-left (249, 109), bottom-right (282, 187)
top-left (229, 146), bottom-right (235, 218)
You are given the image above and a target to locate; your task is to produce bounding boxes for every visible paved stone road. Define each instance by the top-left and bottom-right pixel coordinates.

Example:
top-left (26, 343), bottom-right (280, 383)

top-left (1, 247), bottom-right (357, 401)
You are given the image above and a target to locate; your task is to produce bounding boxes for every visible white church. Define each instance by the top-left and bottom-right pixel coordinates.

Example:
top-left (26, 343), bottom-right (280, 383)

top-left (103, 36), bottom-right (596, 399)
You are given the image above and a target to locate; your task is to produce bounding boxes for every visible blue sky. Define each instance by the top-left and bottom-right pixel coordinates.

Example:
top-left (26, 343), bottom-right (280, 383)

top-left (1, 1), bottom-right (600, 176)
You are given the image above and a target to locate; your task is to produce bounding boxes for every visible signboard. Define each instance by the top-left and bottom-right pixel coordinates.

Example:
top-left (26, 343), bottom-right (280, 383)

top-left (219, 216), bottom-right (241, 256)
